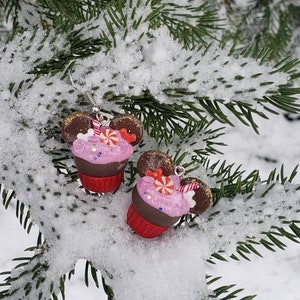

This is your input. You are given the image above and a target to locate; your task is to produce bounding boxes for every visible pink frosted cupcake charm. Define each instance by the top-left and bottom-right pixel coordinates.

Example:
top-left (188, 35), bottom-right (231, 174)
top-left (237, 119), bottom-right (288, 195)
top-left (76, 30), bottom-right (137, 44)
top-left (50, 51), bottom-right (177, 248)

top-left (62, 112), bottom-right (143, 193)
top-left (127, 151), bottom-right (213, 238)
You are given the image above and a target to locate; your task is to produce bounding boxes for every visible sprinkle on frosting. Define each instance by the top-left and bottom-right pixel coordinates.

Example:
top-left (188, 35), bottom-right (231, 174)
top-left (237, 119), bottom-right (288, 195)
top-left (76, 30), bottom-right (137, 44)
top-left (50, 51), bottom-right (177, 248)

top-left (136, 175), bottom-right (190, 217)
top-left (71, 126), bottom-right (133, 164)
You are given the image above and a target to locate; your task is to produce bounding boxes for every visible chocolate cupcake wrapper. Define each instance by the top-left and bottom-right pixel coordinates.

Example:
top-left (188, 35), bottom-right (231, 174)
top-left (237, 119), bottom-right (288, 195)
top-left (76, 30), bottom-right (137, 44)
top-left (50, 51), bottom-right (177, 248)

top-left (127, 203), bottom-right (169, 238)
top-left (78, 171), bottom-right (124, 193)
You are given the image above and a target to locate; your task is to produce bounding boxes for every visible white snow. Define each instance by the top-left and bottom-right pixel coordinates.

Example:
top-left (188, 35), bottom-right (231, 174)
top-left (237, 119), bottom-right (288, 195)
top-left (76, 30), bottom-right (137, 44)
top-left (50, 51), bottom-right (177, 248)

top-left (1, 1), bottom-right (300, 299)
top-left (1, 109), bottom-right (300, 300)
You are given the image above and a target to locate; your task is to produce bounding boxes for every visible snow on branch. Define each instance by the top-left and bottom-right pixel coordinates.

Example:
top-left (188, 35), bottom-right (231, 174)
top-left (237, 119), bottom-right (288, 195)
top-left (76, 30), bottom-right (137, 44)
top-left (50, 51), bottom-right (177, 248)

top-left (1, 1), bottom-right (300, 299)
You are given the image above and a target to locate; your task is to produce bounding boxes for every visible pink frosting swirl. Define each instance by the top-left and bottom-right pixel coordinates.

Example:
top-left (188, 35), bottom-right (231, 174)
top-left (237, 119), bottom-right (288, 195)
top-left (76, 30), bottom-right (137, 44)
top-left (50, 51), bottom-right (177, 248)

top-left (71, 127), bottom-right (133, 164)
top-left (136, 175), bottom-right (190, 217)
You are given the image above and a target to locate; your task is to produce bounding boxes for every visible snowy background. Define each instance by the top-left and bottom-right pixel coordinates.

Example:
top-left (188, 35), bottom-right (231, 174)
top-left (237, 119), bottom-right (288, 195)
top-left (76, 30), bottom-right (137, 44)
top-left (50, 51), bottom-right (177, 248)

top-left (1, 111), bottom-right (300, 300)
top-left (207, 112), bottom-right (300, 300)
top-left (1, 2), bottom-right (300, 299)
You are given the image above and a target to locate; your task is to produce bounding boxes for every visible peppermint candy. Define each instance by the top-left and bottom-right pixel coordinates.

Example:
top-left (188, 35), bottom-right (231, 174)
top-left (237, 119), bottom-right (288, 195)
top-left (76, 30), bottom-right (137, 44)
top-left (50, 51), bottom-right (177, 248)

top-left (99, 128), bottom-right (118, 146)
top-left (154, 176), bottom-right (174, 195)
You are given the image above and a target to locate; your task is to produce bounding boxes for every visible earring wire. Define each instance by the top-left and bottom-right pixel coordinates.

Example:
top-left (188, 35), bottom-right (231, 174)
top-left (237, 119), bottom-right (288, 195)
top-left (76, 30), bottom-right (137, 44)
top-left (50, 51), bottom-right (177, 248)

top-left (68, 64), bottom-right (110, 125)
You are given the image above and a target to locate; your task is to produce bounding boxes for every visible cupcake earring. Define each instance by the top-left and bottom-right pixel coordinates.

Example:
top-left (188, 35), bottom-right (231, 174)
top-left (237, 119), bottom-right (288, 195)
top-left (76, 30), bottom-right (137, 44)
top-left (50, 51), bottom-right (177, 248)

top-left (61, 69), bottom-right (143, 193)
top-left (127, 150), bottom-right (212, 238)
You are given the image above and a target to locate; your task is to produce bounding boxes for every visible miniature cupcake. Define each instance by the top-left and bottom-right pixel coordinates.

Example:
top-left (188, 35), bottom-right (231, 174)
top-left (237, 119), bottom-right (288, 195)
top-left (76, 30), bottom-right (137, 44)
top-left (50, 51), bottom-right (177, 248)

top-left (127, 150), bottom-right (212, 238)
top-left (62, 112), bottom-right (143, 193)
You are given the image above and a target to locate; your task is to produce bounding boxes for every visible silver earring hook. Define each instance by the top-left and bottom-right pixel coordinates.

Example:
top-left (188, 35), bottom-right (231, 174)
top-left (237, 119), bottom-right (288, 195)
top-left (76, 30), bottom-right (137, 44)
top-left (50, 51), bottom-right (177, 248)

top-left (69, 64), bottom-right (100, 113)
top-left (68, 64), bottom-right (111, 126)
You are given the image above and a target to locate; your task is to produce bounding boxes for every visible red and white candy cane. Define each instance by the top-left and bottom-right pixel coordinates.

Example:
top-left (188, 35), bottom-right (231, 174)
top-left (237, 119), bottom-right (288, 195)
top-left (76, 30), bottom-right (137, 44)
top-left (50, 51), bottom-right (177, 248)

top-left (92, 119), bottom-right (101, 136)
top-left (99, 128), bottom-right (118, 146)
top-left (154, 176), bottom-right (174, 195)
top-left (179, 182), bottom-right (200, 193)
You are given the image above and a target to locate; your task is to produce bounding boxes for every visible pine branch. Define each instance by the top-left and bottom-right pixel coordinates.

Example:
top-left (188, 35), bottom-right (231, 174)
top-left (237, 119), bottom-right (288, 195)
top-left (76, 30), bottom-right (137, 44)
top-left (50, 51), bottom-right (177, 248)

top-left (4, 0), bottom-right (113, 33)
top-left (250, 1), bottom-right (295, 60)
top-left (176, 162), bottom-right (300, 263)
top-left (206, 222), bottom-right (300, 299)
top-left (222, 0), bottom-right (300, 61)
top-left (36, 0), bottom-right (113, 31)
top-left (4, 0), bottom-right (43, 40)
top-left (163, 45), bottom-right (300, 132)
top-left (28, 0), bottom-right (223, 75)
top-left (28, 0), bottom-right (131, 75)
top-left (2, 1), bottom-right (300, 299)
top-left (206, 274), bottom-right (256, 300)
top-left (170, 121), bottom-right (226, 163)
top-left (22, 1), bottom-right (300, 137)
top-left (0, 244), bottom-right (67, 300)
top-left (4, 0), bottom-right (21, 26)
top-left (149, 1), bottom-right (223, 48)
top-left (106, 47), bottom-right (300, 137)
top-left (1, 184), bottom-right (35, 234)
top-left (206, 160), bottom-right (260, 203)
top-left (108, 91), bottom-right (210, 143)
top-left (207, 222), bottom-right (300, 265)
top-left (29, 29), bottom-right (108, 76)
top-left (198, 166), bottom-right (300, 268)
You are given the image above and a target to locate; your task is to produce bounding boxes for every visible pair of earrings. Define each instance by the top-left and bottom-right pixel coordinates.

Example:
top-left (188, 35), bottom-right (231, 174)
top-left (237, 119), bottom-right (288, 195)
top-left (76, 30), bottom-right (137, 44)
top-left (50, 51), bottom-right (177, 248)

top-left (61, 71), bottom-right (212, 238)
top-left (62, 109), bottom-right (212, 239)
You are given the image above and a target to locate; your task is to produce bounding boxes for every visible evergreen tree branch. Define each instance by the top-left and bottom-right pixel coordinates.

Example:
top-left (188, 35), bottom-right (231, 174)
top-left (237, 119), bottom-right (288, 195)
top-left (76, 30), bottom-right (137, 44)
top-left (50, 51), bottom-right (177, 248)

top-left (29, 31), bottom-right (107, 76)
top-left (2, 0), bottom-right (300, 299)
top-left (149, 1), bottom-right (223, 48)
top-left (36, 0), bottom-right (113, 31)
top-left (1, 184), bottom-right (35, 234)
top-left (222, 0), bottom-right (300, 61)
top-left (206, 274), bottom-right (256, 299)
top-left (0, 244), bottom-right (67, 300)
top-left (23, 1), bottom-right (300, 138)
top-left (4, 0), bottom-right (21, 26)
top-left (193, 163), bottom-right (300, 255)
top-left (28, 0), bottom-right (223, 75)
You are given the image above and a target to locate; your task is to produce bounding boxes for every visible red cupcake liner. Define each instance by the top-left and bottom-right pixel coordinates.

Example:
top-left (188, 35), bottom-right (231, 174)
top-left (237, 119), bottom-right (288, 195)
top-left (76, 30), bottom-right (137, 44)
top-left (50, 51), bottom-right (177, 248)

top-left (127, 203), bottom-right (169, 238)
top-left (78, 170), bottom-right (124, 193)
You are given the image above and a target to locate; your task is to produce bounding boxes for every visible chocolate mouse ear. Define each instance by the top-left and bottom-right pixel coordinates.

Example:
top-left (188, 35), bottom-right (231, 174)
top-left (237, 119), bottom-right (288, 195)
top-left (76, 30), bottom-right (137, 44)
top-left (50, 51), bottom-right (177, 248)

top-left (62, 112), bottom-right (94, 143)
top-left (110, 114), bottom-right (143, 146)
top-left (180, 177), bottom-right (213, 215)
top-left (137, 150), bottom-right (174, 177)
